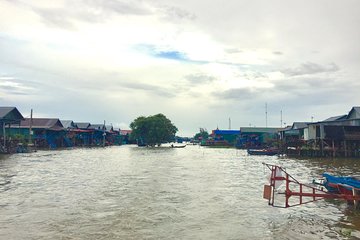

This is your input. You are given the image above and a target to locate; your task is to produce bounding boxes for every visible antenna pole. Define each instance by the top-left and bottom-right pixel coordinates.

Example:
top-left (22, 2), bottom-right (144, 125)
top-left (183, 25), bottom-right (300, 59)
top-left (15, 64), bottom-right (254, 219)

top-left (2, 122), bottom-right (5, 149)
top-left (103, 120), bottom-right (106, 147)
top-left (265, 103), bottom-right (268, 128)
top-left (29, 109), bottom-right (33, 144)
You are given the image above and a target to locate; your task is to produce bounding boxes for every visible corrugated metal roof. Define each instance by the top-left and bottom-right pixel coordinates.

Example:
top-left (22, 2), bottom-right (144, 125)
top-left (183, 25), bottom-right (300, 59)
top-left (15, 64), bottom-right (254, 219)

top-left (347, 107), bottom-right (360, 120)
top-left (292, 122), bottom-right (310, 130)
top-left (88, 124), bottom-right (105, 130)
top-left (323, 115), bottom-right (347, 122)
top-left (15, 118), bottom-right (64, 130)
top-left (0, 107), bottom-right (24, 122)
top-left (283, 126), bottom-right (293, 131)
top-left (74, 122), bottom-right (91, 129)
top-left (240, 127), bottom-right (281, 134)
top-left (0, 107), bottom-right (14, 118)
top-left (60, 120), bottom-right (75, 129)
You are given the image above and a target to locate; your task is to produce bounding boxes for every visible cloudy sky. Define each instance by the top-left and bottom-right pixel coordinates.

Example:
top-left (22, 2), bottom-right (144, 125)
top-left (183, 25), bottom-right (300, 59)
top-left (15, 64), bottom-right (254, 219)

top-left (1, 0), bottom-right (359, 136)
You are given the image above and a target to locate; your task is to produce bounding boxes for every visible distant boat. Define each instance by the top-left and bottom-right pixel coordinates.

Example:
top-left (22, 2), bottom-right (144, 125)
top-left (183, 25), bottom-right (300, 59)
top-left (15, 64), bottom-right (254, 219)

top-left (247, 148), bottom-right (278, 156)
top-left (171, 144), bottom-right (186, 148)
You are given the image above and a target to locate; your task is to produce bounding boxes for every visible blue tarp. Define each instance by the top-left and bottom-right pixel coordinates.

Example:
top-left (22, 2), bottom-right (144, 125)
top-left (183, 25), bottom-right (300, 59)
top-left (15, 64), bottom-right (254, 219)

top-left (213, 130), bottom-right (240, 135)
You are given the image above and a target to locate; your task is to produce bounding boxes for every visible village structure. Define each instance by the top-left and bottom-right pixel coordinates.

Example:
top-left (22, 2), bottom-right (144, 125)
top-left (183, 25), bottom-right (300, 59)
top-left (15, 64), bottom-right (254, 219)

top-left (200, 106), bottom-right (360, 158)
top-left (1, 106), bottom-right (360, 157)
top-left (0, 107), bottom-right (131, 153)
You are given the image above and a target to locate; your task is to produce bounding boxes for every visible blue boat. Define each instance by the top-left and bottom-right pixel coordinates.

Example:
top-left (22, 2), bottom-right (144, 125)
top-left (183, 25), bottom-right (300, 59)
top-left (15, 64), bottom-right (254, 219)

top-left (322, 173), bottom-right (360, 193)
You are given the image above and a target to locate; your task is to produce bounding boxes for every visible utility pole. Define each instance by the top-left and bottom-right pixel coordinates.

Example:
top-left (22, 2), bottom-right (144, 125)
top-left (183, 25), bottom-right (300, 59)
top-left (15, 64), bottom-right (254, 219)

top-left (229, 117), bottom-right (231, 130)
top-left (2, 122), bottom-right (5, 150)
top-left (265, 103), bottom-right (268, 128)
top-left (280, 110), bottom-right (283, 128)
top-left (29, 109), bottom-right (33, 144)
top-left (103, 120), bottom-right (106, 147)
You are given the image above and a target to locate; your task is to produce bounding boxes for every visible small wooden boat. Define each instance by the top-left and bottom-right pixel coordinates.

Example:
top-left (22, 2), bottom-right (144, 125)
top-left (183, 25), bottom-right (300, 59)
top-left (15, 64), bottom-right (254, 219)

top-left (247, 148), bottom-right (278, 156)
top-left (171, 144), bottom-right (186, 148)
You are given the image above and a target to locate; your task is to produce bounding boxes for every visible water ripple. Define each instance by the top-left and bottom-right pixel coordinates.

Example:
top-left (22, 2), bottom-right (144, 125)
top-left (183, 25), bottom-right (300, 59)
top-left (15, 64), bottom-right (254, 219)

top-left (1, 145), bottom-right (359, 239)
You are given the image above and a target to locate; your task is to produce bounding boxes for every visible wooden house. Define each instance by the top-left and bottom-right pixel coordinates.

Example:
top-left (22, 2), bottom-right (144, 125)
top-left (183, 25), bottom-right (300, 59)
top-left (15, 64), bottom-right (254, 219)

top-left (60, 120), bottom-right (77, 147)
top-left (120, 130), bottom-right (132, 144)
top-left (279, 122), bottom-right (310, 148)
top-left (9, 118), bottom-right (65, 149)
top-left (88, 124), bottom-right (120, 146)
top-left (73, 122), bottom-right (92, 146)
top-left (200, 129), bottom-right (240, 147)
top-left (291, 107), bottom-right (360, 157)
top-left (0, 107), bottom-right (24, 153)
top-left (74, 122), bottom-right (91, 129)
top-left (237, 127), bottom-right (281, 148)
top-left (60, 120), bottom-right (77, 130)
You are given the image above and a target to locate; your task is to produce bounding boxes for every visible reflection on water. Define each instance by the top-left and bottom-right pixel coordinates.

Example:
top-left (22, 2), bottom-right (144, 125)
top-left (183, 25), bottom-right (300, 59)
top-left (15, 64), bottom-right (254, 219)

top-left (1, 145), bottom-right (360, 239)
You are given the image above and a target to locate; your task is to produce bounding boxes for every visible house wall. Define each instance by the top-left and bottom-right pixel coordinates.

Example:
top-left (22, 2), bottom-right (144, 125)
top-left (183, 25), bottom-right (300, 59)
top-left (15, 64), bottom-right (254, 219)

top-left (304, 128), bottom-right (309, 140)
top-left (307, 125), bottom-right (317, 140)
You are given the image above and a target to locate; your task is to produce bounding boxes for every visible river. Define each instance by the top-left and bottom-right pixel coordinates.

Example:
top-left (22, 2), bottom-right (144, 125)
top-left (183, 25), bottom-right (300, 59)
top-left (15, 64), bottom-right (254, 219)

top-left (1, 145), bottom-right (360, 239)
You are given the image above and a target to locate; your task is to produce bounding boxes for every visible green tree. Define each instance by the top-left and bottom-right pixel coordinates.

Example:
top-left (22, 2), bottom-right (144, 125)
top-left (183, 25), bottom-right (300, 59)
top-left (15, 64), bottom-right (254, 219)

top-left (193, 128), bottom-right (209, 141)
top-left (130, 113), bottom-right (178, 146)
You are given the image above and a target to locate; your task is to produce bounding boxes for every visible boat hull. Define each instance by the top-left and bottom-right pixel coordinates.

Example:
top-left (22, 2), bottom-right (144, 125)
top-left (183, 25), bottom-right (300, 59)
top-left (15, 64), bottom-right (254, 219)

top-left (247, 149), bottom-right (278, 156)
top-left (323, 173), bottom-right (360, 193)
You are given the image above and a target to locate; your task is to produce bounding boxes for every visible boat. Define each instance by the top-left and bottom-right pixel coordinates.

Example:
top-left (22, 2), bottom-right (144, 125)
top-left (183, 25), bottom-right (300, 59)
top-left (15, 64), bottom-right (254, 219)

top-left (247, 148), bottom-right (278, 156)
top-left (320, 173), bottom-right (360, 194)
top-left (263, 163), bottom-right (360, 208)
top-left (170, 144), bottom-right (186, 148)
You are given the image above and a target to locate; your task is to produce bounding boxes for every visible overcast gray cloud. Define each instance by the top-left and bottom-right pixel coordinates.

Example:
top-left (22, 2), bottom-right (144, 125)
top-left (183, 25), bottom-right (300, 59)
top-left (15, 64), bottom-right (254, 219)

top-left (281, 62), bottom-right (340, 76)
top-left (14, 0), bottom-right (194, 30)
top-left (119, 81), bottom-right (176, 98)
top-left (5, 0), bottom-right (154, 30)
top-left (34, 8), bottom-right (77, 30)
top-left (213, 88), bottom-right (256, 101)
top-left (273, 51), bottom-right (283, 55)
top-left (1, 0), bottom-right (360, 136)
top-left (184, 74), bottom-right (216, 85)
top-left (84, 0), bottom-right (152, 16)
top-left (159, 5), bottom-right (196, 21)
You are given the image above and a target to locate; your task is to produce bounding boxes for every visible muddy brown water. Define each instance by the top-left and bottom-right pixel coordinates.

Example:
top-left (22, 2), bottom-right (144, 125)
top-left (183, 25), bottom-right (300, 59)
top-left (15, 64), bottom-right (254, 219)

top-left (1, 145), bottom-right (360, 239)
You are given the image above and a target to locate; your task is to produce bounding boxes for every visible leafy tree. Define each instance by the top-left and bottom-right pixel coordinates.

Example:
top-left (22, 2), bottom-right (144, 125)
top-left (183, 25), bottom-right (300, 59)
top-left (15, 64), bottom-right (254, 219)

top-left (130, 113), bottom-right (178, 146)
top-left (193, 128), bottom-right (209, 141)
